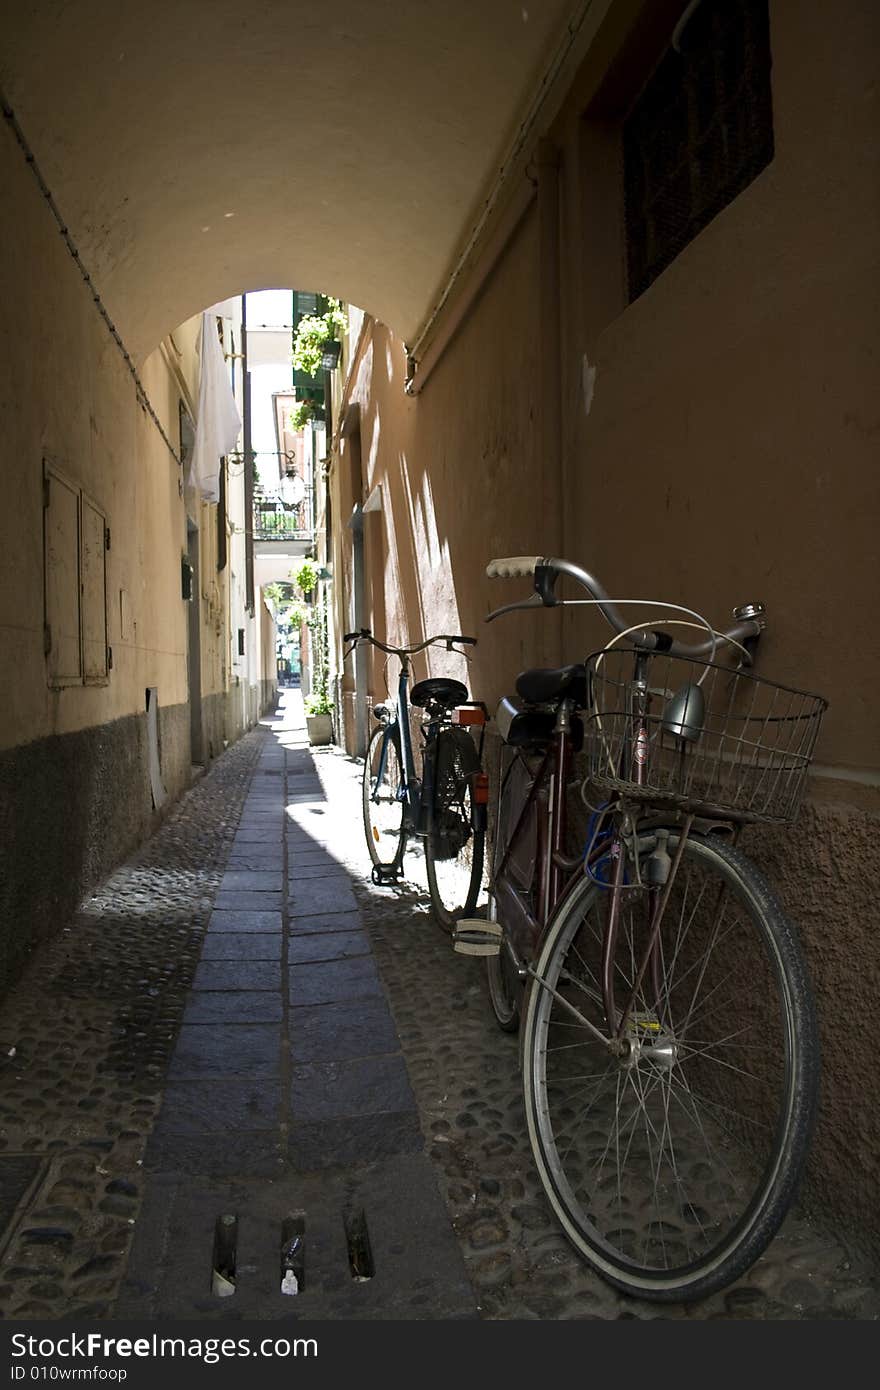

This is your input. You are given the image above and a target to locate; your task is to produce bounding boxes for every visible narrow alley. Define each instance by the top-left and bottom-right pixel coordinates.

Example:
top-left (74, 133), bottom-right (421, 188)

top-left (1, 1), bottom-right (878, 1336)
top-left (0, 694), bottom-right (876, 1322)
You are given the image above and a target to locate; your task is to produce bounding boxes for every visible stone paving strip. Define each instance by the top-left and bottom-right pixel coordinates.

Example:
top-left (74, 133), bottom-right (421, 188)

top-left (117, 702), bottom-right (472, 1319)
top-left (1, 691), bottom-right (877, 1320)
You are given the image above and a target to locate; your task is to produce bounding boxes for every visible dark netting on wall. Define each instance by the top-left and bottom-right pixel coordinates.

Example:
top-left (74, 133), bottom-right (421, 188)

top-left (624, 0), bottom-right (774, 300)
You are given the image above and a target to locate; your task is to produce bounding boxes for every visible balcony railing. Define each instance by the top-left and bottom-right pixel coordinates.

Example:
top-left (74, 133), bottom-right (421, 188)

top-left (253, 483), bottom-right (314, 541)
top-left (228, 451), bottom-right (315, 543)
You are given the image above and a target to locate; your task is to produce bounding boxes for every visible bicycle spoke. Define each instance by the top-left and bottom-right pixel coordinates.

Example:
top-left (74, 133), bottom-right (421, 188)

top-left (526, 831), bottom-right (812, 1294)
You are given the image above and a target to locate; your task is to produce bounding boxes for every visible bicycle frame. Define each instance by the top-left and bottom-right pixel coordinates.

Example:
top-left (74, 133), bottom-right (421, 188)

top-left (372, 657), bottom-right (424, 835)
top-left (491, 668), bottom-right (695, 1050)
top-left (491, 700), bottom-right (585, 966)
top-left (369, 652), bottom-right (481, 840)
top-left (352, 625), bottom-right (486, 897)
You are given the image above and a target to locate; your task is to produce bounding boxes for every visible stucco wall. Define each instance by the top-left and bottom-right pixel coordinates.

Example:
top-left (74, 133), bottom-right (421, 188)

top-left (328, 0), bottom-right (880, 1253)
top-left (559, 0), bottom-right (879, 776)
top-left (0, 127), bottom-right (243, 989)
top-left (0, 129), bottom-right (194, 755)
top-left (331, 210), bottom-right (561, 713)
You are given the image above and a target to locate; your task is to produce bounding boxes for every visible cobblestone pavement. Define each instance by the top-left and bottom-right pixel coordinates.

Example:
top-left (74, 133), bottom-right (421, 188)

top-left (0, 695), bottom-right (877, 1320)
top-left (0, 731), bottom-right (263, 1319)
top-left (315, 748), bottom-right (880, 1322)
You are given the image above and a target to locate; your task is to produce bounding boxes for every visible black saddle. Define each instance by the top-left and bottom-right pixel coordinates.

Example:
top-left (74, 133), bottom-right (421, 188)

top-left (410, 677), bottom-right (469, 709)
top-left (515, 663), bottom-right (587, 707)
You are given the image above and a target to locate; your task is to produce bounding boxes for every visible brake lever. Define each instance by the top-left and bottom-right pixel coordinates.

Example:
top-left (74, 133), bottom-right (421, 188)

top-left (535, 564), bottom-right (560, 606)
top-left (485, 593), bottom-right (545, 623)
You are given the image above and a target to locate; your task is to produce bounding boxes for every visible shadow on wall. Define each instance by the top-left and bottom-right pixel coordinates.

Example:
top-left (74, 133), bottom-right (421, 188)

top-left (349, 227), bottom-right (560, 722)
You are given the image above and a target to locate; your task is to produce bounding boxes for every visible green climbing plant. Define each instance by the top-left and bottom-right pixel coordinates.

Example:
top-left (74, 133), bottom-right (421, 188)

top-left (304, 599), bottom-right (332, 716)
top-left (263, 582), bottom-right (304, 625)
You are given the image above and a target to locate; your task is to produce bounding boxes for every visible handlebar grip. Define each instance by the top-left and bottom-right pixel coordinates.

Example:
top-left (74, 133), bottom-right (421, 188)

top-left (486, 556), bottom-right (542, 580)
top-left (343, 629), bottom-right (371, 641)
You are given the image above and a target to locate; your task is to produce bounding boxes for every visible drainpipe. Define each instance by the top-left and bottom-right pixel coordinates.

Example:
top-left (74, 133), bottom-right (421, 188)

top-left (537, 137), bottom-right (562, 529)
top-left (347, 504), bottom-right (368, 759)
top-left (242, 294), bottom-right (255, 615)
top-left (536, 137), bottom-right (564, 660)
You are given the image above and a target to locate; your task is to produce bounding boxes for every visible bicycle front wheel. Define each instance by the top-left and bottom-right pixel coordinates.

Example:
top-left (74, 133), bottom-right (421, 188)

top-left (363, 725), bottom-right (407, 873)
top-left (522, 830), bottom-right (819, 1301)
top-left (425, 728), bottom-right (485, 931)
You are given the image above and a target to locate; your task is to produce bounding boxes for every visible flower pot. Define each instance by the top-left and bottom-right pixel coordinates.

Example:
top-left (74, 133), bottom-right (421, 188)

top-left (306, 713), bottom-right (333, 746)
top-left (320, 339), bottom-right (341, 371)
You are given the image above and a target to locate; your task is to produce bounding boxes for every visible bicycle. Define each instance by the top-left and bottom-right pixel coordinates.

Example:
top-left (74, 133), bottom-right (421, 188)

top-left (456, 555), bottom-right (826, 1301)
top-left (344, 628), bottom-right (489, 930)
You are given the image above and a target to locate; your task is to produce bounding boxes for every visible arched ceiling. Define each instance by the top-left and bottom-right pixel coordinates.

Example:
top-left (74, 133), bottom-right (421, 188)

top-left (0, 0), bottom-right (576, 359)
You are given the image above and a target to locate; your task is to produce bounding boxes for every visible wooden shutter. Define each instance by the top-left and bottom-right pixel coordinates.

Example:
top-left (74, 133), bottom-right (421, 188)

top-left (81, 492), bottom-right (109, 684)
top-left (43, 463), bottom-right (82, 686)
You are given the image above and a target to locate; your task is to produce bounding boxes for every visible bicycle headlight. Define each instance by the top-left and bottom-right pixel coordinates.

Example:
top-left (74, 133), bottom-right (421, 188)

top-left (661, 681), bottom-right (705, 743)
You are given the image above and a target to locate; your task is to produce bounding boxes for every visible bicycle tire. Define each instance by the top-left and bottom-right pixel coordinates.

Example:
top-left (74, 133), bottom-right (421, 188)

top-left (486, 753), bottom-right (534, 1033)
top-left (486, 908), bottom-right (521, 1032)
top-left (425, 727), bottom-right (485, 932)
top-left (521, 829), bottom-right (819, 1301)
top-left (362, 725), bottom-right (407, 873)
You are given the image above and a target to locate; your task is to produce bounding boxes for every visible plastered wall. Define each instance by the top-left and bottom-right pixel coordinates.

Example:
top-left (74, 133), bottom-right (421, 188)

top-left (0, 129), bottom-right (257, 989)
top-left (329, 0), bottom-right (880, 1253)
top-left (558, 0), bottom-right (880, 776)
top-left (0, 126), bottom-right (193, 755)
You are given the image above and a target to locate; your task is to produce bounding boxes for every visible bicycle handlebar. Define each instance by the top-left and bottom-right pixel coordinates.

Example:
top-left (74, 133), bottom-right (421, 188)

top-left (485, 555), bottom-right (765, 660)
top-left (485, 556), bottom-right (543, 581)
top-left (344, 628), bottom-right (477, 657)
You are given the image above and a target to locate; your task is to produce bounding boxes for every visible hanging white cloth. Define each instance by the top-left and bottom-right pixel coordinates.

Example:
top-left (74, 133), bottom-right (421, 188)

top-left (189, 312), bottom-right (241, 502)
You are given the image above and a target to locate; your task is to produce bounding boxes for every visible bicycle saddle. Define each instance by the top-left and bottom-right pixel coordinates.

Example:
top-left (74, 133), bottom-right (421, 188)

top-left (410, 677), bottom-right (469, 709)
top-left (516, 663), bottom-right (587, 706)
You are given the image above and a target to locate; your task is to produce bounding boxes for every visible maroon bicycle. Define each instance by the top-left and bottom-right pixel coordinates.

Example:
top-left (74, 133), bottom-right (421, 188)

top-left (455, 555), bottom-right (826, 1302)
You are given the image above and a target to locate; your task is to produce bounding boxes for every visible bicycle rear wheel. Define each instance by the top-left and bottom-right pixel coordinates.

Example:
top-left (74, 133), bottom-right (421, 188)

top-left (486, 752), bottom-right (535, 1033)
top-left (522, 830), bottom-right (819, 1301)
top-left (486, 918), bottom-right (521, 1032)
top-left (425, 728), bottom-right (485, 931)
top-left (363, 725), bottom-right (407, 873)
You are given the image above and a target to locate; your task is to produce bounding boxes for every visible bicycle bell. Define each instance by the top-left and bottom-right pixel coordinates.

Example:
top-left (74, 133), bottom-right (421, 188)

top-left (661, 681), bottom-right (705, 743)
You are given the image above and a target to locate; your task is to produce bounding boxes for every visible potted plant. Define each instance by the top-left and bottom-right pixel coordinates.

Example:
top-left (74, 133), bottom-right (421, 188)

top-left (288, 400), bottom-right (315, 430)
top-left (287, 399), bottom-right (326, 431)
top-left (292, 556), bottom-right (318, 599)
top-left (321, 340), bottom-right (341, 371)
top-left (302, 592), bottom-right (333, 745)
top-left (292, 298), bottom-right (347, 377)
top-left (304, 686), bottom-right (334, 745)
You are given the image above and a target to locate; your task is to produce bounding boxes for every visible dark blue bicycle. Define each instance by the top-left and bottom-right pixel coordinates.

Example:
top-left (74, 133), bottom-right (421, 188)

top-left (344, 629), bottom-right (488, 930)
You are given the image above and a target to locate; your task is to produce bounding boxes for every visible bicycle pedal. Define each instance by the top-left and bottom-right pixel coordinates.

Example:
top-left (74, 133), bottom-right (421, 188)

top-left (371, 864), bottom-right (401, 886)
top-left (452, 919), bottom-right (502, 956)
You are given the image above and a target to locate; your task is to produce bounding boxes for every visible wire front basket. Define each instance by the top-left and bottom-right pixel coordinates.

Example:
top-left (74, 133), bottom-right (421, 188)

top-left (585, 649), bottom-right (827, 825)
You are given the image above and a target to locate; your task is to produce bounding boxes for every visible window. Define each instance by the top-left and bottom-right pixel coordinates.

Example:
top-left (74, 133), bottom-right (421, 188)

top-left (43, 460), bottom-right (109, 687)
top-left (623, 0), bottom-right (774, 300)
